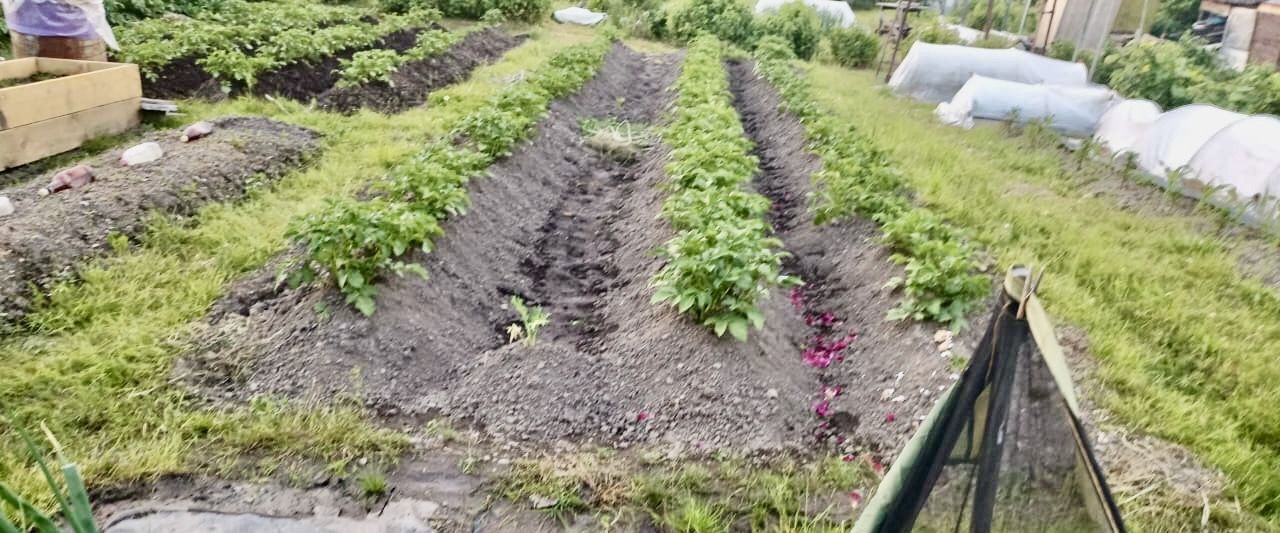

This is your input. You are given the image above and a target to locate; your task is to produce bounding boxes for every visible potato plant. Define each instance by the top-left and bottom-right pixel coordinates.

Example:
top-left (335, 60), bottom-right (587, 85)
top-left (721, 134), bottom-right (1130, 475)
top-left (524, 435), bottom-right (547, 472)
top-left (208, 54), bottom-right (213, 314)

top-left (338, 49), bottom-right (403, 88)
top-left (286, 38), bottom-right (612, 315)
top-left (651, 35), bottom-right (797, 341)
top-left (754, 48), bottom-right (987, 328)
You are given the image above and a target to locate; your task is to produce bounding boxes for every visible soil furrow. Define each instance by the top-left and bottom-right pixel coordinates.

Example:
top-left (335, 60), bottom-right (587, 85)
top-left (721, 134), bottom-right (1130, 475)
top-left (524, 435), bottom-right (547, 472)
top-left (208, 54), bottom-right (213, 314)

top-left (725, 59), bottom-right (965, 455)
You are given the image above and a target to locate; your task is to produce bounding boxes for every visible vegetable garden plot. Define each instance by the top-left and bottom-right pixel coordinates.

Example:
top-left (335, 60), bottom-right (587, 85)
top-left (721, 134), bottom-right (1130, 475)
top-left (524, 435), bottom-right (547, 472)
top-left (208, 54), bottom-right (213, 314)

top-left (182, 44), bottom-right (972, 459)
top-left (0, 117), bottom-right (318, 328)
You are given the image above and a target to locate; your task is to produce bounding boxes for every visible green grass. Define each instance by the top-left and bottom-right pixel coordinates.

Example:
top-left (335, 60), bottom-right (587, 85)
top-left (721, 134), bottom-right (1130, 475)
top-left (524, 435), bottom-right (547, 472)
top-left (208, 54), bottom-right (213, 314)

top-left (498, 453), bottom-right (873, 531)
top-left (805, 64), bottom-right (1280, 530)
top-left (0, 28), bottom-right (595, 510)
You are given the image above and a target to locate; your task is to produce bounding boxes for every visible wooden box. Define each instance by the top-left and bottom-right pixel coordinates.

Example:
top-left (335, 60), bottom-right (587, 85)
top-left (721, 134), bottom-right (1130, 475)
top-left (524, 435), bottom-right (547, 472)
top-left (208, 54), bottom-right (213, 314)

top-left (0, 57), bottom-right (142, 170)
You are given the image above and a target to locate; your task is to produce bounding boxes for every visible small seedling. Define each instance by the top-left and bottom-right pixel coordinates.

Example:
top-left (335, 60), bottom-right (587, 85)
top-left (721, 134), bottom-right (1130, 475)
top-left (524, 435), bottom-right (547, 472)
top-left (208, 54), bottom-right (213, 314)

top-left (509, 296), bottom-right (549, 347)
top-left (425, 418), bottom-right (462, 444)
top-left (357, 471), bottom-right (388, 498)
top-left (0, 422), bottom-right (99, 533)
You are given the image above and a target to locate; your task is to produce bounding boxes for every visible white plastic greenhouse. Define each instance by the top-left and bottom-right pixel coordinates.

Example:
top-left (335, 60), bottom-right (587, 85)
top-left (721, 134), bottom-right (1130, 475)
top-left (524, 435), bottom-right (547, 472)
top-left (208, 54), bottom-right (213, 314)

top-left (1128, 104), bottom-right (1245, 177)
top-left (753, 0), bottom-right (855, 28)
top-left (1185, 116), bottom-right (1280, 199)
top-left (888, 42), bottom-right (1087, 103)
top-left (1093, 99), bottom-right (1162, 155)
top-left (934, 75), bottom-right (1118, 136)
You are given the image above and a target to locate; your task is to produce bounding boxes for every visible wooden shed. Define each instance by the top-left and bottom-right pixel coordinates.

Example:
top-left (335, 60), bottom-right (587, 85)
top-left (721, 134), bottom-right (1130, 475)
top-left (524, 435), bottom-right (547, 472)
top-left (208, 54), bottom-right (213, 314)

top-left (1201, 0), bottom-right (1280, 67)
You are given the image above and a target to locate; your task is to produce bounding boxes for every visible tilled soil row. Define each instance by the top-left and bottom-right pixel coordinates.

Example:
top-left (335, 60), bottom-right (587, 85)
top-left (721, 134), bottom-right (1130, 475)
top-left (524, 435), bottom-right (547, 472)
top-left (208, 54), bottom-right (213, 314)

top-left (0, 117), bottom-right (319, 329)
top-left (317, 28), bottom-right (526, 114)
top-left (725, 60), bottom-right (969, 456)
top-left (140, 26), bottom-right (521, 112)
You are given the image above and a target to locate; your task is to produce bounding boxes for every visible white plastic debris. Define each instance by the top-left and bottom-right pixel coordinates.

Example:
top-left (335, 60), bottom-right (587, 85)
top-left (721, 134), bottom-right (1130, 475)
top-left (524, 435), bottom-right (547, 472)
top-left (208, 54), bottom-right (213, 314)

top-left (180, 121), bottom-right (214, 142)
top-left (120, 142), bottom-right (164, 166)
top-left (553, 6), bottom-right (606, 25)
top-left (0, 196), bottom-right (13, 217)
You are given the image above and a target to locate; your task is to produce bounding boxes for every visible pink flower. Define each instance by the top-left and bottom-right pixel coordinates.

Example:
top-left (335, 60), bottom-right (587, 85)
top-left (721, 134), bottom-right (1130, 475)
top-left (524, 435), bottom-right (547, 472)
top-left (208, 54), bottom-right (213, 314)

top-left (814, 400), bottom-right (831, 417)
top-left (867, 457), bottom-right (884, 476)
top-left (842, 454), bottom-right (855, 462)
top-left (821, 386), bottom-right (841, 400)
top-left (849, 490), bottom-right (864, 508)
top-left (637, 411), bottom-right (650, 422)
top-left (884, 413), bottom-right (896, 423)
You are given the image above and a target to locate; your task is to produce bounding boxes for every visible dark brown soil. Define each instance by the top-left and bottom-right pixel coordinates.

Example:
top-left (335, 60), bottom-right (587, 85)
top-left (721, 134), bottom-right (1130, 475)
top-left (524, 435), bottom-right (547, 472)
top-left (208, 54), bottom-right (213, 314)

top-left (139, 27), bottom-right (442, 101)
top-left (317, 28), bottom-right (525, 114)
top-left (251, 28), bottom-right (423, 102)
top-left (140, 56), bottom-right (222, 100)
top-left (184, 47), bottom-right (982, 459)
top-left (0, 117), bottom-right (319, 328)
top-left (726, 60), bottom-right (976, 457)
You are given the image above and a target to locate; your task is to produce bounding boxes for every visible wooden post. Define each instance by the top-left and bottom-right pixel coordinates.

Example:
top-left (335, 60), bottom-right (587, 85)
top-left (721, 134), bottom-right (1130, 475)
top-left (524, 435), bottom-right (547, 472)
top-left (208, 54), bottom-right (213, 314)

top-left (883, 0), bottom-right (910, 83)
top-left (983, 0), bottom-right (996, 38)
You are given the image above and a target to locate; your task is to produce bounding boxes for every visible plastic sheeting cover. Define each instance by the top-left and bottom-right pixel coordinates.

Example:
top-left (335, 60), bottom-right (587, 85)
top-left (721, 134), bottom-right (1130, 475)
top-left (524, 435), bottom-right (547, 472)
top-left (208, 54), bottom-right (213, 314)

top-left (935, 75), bottom-right (1118, 136)
top-left (942, 22), bottom-right (1023, 45)
top-left (754, 0), bottom-right (855, 28)
top-left (1130, 104), bottom-right (1245, 176)
top-left (553, 6), bottom-right (607, 25)
top-left (1093, 99), bottom-right (1162, 155)
top-left (1186, 115), bottom-right (1280, 199)
top-left (889, 42), bottom-right (1088, 103)
top-left (0, 0), bottom-right (117, 48)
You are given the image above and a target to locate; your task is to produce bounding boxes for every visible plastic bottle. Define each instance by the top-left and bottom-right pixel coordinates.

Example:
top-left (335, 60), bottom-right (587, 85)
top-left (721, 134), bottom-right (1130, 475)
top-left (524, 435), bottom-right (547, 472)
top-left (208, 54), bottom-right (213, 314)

top-left (0, 196), bottom-right (14, 217)
top-left (120, 142), bottom-right (164, 166)
top-left (39, 165), bottom-right (95, 196)
top-left (180, 121), bottom-right (215, 142)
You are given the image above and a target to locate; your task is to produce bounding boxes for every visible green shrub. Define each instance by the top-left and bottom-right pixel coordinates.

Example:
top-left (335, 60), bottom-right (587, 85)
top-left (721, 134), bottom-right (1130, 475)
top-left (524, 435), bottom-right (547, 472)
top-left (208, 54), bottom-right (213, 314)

top-left (414, 0), bottom-right (547, 22)
top-left (669, 0), bottom-right (756, 48)
top-left (755, 35), bottom-right (797, 62)
top-left (488, 0), bottom-right (549, 22)
top-left (828, 26), bottom-right (879, 68)
top-left (911, 18), bottom-right (961, 46)
top-left (961, 0), bottom-right (1034, 33)
top-left (1047, 40), bottom-right (1075, 61)
top-left (1151, 0), bottom-right (1198, 38)
top-left (756, 2), bottom-right (822, 60)
top-left (586, 0), bottom-right (667, 39)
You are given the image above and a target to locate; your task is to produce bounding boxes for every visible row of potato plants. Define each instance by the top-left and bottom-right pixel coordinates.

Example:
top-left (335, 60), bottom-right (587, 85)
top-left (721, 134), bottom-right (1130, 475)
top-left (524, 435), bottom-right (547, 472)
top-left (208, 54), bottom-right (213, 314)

top-left (753, 41), bottom-right (988, 329)
top-left (117, 0), bottom-right (370, 78)
top-left (650, 35), bottom-right (798, 341)
top-left (285, 38), bottom-right (613, 315)
top-left (337, 28), bottom-right (467, 88)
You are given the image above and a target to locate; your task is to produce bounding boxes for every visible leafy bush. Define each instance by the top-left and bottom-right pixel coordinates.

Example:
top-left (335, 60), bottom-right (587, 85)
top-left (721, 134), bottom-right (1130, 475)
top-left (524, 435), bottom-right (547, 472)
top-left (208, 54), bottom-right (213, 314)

top-left (756, 2), bottom-right (822, 60)
top-left (1047, 40), bottom-right (1075, 61)
top-left (910, 18), bottom-right (961, 46)
top-left (413, 0), bottom-right (547, 21)
top-left (338, 49), bottom-right (402, 87)
top-left (961, 0), bottom-right (1034, 33)
top-left (586, 0), bottom-right (668, 39)
top-left (669, 0), bottom-right (756, 49)
top-left (971, 35), bottom-right (1013, 49)
top-left (481, 8), bottom-right (507, 23)
top-left (1151, 0), bottom-right (1198, 38)
top-left (828, 26), bottom-right (879, 68)
top-left (651, 35), bottom-right (797, 340)
top-left (754, 35), bottom-right (797, 63)
top-left (1101, 36), bottom-right (1280, 113)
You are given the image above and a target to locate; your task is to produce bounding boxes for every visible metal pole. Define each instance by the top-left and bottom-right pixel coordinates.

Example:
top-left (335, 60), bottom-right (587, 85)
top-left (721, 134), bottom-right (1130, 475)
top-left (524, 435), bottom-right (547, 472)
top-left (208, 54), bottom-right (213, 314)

top-left (1135, 0), bottom-right (1151, 40)
top-left (983, 0), bottom-right (996, 38)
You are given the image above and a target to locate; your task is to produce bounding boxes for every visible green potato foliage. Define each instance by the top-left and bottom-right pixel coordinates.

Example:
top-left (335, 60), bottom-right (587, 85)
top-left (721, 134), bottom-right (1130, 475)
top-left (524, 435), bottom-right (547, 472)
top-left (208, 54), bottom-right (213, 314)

top-left (286, 38), bottom-right (612, 315)
top-left (651, 35), bottom-right (798, 341)
top-left (753, 45), bottom-right (988, 329)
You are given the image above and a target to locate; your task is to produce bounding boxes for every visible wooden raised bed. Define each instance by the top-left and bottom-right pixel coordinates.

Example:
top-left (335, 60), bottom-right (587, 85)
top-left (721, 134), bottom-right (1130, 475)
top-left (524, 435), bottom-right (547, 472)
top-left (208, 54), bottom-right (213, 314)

top-left (0, 57), bottom-right (142, 170)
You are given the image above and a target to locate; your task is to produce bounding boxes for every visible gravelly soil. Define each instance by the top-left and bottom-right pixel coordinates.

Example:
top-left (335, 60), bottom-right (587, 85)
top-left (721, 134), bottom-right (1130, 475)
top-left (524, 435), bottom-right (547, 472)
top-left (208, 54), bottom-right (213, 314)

top-left (185, 47), bottom-right (985, 459)
top-left (0, 117), bottom-right (319, 328)
top-left (317, 28), bottom-right (525, 114)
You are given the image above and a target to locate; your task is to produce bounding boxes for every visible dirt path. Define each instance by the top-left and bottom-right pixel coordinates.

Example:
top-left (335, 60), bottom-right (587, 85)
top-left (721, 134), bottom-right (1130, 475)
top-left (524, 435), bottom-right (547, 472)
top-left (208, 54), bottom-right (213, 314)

top-left (725, 59), bottom-right (970, 455)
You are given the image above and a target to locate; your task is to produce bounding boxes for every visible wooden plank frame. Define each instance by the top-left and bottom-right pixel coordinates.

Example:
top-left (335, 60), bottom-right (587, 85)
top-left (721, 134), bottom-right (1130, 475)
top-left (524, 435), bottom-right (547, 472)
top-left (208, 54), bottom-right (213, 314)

top-left (0, 57), bottom-right (141, 170)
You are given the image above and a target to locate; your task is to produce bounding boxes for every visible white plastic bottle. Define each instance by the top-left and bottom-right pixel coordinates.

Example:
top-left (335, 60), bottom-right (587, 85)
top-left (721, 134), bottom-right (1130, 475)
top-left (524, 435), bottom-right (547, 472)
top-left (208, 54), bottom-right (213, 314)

top-left (0, 196), bottom-right (13, 217)
top-left (120, 142), bottom-right (164, 166)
